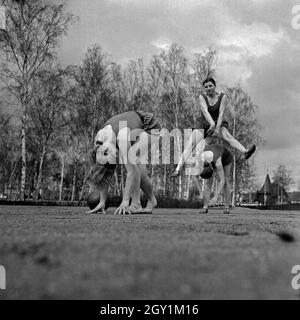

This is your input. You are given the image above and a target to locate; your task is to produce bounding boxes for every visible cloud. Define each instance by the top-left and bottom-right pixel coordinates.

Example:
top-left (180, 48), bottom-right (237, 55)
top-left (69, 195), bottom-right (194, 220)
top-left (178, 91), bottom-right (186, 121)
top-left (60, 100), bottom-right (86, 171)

top-left (219, 23), bottom-right (284, 58)
top-left (185, 3), bottom-right (286, 85)
top-left (106, 0), bottom-right (210, 10)
top-left (151, 37), bottom-right (172, 51)
top-left (213, 13), bottom-right (285, 84)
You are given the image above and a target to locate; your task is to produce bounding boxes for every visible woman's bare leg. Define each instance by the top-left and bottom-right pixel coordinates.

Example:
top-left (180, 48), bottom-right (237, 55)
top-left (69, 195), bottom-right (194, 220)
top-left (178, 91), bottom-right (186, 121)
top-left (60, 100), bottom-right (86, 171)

top-left (203, 178), bottom-right (213, 210)
top-left (223, 163), bottom-right (232, 209)
top-left (139, 164), bottom-right (157, 212)
top-left (219, 127), bottom-right (246, 153)
top-left (171, 129), bottom-right (205, 176)
top-left (115, 127), bottom-right (142, 214)
top-left (193, 175), bottom-right (203, 198)
top-left (219, 127), bottom-right (256, 160)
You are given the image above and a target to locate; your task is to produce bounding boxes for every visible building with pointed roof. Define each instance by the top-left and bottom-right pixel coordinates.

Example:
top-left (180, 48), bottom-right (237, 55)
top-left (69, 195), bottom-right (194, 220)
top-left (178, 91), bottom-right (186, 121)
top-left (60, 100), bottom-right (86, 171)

top-left (256, 174), bottom-right (289, 205)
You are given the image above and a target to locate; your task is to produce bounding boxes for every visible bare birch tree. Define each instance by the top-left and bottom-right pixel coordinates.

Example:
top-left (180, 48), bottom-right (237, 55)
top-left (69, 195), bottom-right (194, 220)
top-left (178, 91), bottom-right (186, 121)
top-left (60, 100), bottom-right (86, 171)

top-left (0, 0), bottom-right (74, 199)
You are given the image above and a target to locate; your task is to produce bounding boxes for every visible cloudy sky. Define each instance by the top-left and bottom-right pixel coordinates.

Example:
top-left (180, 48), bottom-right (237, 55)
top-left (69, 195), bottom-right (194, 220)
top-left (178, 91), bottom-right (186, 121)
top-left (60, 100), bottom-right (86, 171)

top-left (58, 0), bottom-right (300, 190)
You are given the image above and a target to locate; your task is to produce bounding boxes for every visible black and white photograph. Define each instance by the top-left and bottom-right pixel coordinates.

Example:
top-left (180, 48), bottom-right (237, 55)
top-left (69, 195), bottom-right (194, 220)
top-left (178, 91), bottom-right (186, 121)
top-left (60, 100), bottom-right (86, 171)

top-left (0, 0), bottom-right (300, 304)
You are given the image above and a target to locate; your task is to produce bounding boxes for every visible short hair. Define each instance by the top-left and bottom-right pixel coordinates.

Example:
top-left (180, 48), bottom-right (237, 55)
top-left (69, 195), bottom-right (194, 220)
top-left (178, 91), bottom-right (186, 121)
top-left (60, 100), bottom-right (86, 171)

top-left (200, 161), bottom-right (214, 179)
top-left (203, 77), bottom-right (216, 87)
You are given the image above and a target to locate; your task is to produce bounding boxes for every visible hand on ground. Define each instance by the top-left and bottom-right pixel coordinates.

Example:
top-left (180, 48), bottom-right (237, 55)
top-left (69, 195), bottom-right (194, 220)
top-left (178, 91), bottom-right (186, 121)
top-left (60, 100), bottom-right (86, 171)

top-left (86, 202), bottom-right (106, 214)
top-left (114, 200), bottom-right (130, 215)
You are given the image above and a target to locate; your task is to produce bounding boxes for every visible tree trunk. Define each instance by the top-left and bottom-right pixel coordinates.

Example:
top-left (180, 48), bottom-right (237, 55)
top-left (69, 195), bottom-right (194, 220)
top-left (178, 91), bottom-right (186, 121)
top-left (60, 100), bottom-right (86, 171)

top-left (59, 160), bottom-right (65, 201)
top-left (178, 175), bottom-right (182, 199)
top-left (231, 116), bottom-right (236, 207)
top-left (174, 127), bottom-right (182, 199)
top-left (79, 167), bottom-right (87, 201)
top-left (20, 112), bottom-right (27, 200)
top-left (232, 155), bottom-right (236, 207)
top-left (114, 170), bottom-right (120, 196)
top-left (34, 145), bottom-right (46, 200)
top-left (32, 160), bottom-right (38, 198)
top-left (71, 162), bottom-right (77, 201)
top-left (163, 165), bottom-right (167, 196)
top-left (186, 168), bottom-right (191, 200)
top-left (8, 158), bottom-right (19, 200)
top-left (214, 177), bottom-right (218, 200)
top-left (151, 165), bottom-right (156, 193)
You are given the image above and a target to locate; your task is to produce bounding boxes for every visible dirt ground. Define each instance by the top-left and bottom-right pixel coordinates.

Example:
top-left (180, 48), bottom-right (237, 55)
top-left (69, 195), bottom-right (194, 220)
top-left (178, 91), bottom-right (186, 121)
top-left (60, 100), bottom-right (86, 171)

top-left (0, 205), bottom-right (300, 300)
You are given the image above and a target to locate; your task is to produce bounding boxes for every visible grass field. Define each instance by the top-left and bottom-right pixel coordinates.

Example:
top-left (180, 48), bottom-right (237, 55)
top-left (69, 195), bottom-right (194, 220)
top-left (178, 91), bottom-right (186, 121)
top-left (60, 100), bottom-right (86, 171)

top-left (0, 205), bottom-right (300, 300)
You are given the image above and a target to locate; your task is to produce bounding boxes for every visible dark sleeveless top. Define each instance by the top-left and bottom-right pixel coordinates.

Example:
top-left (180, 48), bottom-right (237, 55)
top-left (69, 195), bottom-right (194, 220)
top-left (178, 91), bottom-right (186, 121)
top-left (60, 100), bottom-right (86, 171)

top-left (202, 92), bottom-right (224, 123)
top-left (204, 144), bottom-right (233, 167)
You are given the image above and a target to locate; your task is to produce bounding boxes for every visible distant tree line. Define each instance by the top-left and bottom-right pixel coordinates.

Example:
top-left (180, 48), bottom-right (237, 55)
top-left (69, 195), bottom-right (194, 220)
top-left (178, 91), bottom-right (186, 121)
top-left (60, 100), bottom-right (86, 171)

top-left (0, 0), bottom-right (262, 203)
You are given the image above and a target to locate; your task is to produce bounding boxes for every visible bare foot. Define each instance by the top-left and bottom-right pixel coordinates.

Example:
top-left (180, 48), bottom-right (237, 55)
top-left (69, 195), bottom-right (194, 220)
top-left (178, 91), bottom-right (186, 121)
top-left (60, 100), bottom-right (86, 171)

top-left (144, 199), bottom-right (157, 213)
